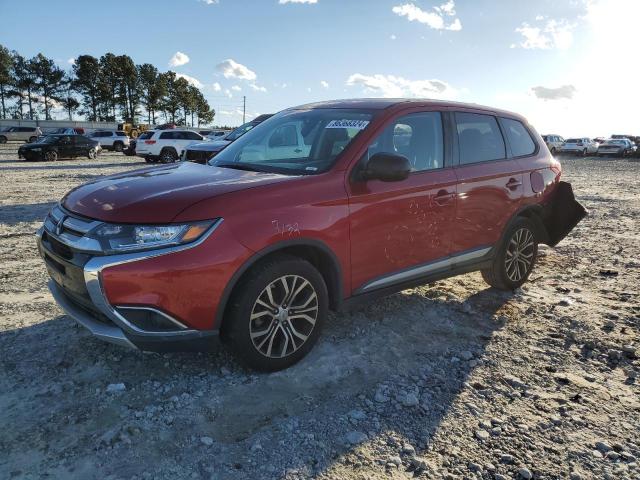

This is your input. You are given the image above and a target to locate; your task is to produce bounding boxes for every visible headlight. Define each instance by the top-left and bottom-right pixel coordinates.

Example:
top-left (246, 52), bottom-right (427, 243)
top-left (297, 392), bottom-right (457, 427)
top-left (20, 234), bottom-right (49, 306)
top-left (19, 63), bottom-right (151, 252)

top-left (88, 220), bottom-right (216, 253)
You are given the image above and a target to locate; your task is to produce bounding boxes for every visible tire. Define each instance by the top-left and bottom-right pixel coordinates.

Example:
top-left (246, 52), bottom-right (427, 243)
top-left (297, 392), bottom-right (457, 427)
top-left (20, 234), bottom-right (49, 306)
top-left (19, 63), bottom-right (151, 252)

top-left (582, 148), bottom-right (588, 157)
top-left (159, 148), bottom-right (178, 163)
top-left (113, 142), bottom-right (124, 152)
top-left (28, 136), bottom-right (37, 143)
top-left (481, 217), bottom-right (538, 291)
top-left (88, 148), bottom-right (97, 159)
top-left (0, 136), bottom-right (6, 144)
top-left (224, 254), bottom-right (328, 371)
top-left (45, 150), bottom-right (58, 162)
top-left (550, 147), bottom-right (556, 155)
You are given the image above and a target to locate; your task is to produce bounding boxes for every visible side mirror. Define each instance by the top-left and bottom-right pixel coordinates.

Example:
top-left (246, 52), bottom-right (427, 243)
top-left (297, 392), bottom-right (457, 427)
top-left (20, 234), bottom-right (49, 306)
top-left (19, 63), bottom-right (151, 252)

top-left (360, 152), bottom-right (411, 182)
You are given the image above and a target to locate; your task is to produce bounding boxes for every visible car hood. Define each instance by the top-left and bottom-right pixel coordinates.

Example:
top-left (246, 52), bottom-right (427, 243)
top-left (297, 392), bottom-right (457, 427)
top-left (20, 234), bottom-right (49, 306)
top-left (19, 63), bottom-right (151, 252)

top-left (187, 140), bottom-right (231, 152)
top-left (62, 162), bottom-right (294, 223)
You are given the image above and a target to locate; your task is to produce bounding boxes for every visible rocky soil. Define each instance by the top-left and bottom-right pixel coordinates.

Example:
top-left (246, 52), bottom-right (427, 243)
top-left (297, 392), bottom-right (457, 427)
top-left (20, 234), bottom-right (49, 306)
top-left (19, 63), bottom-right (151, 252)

top-left (0, 144), bottom-right (638, 479)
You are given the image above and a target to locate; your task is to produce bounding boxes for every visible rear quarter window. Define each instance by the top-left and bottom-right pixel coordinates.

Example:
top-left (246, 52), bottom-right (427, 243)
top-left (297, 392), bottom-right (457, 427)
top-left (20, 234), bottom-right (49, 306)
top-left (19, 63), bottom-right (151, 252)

top-left (501, 118), bottom-right (536, 157)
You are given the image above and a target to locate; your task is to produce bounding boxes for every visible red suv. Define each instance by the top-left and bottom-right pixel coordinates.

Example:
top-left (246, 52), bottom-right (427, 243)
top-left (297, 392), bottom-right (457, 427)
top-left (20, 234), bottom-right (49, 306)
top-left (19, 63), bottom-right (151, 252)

top-left (38, 99), bottom-right (586, 371)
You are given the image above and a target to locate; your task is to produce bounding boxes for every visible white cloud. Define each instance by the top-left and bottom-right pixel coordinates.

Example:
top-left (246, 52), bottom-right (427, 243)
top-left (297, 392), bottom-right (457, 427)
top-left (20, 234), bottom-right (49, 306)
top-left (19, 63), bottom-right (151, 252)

top-left (224, 89), bottom-right (233, 98)
top-left (392, 1), bottom-right (462, 31)
top-left (169, 51), bottom-right (190, 67)
top-left (212, 82), bottom-right (222, 92)
top-left (346, 73), bottom-right (458, 99)
top-left (390, 34), bottom-right (397, 40)
top-left (176, 73), bottom-right (202, 89)
top-left (320, 80), bottom-right (329, 89)
top-left (67, 57), bottom-right (76, 65)
top-left (231, 85), bottom-right (242, 92)
top-left (200, 0), bottom-right (218, 4)
top-left (249, 83), bottom-right (267, 92)
top-left (216, 59), bottom-right (257, 81)
top-left (531, 85), bottom-right (577, 101)
top-left (514, 18), bottom-right (574, 50)
top-left (279, 0), bottom-right (317, 4)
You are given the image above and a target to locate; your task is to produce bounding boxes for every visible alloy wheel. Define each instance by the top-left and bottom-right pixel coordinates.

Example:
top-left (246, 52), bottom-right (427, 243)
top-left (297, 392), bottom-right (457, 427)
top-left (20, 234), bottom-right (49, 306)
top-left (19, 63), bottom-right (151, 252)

top-left (249, 275), bottom-right (319, 358)
top-left (505, 228), bottom-right (535, 282)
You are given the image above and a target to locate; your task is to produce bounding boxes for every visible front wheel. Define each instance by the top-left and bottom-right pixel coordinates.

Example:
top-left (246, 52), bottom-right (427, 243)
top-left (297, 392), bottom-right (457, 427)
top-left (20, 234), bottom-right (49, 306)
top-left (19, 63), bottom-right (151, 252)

top-left (113, 142), bottom-right (124, 152)
top-left (550, 147), bottom-right (556, 155)
top-left (481, 217), bottom-right (538, 290)
top-left (88, 148), bottom-right (97, 159)
top-left (28, 136), bottom-right (37, 143)
top-left (0, 135), bottom-right (7, 144)
top-left (582, 148), bottom-right (588, 157)
top-left (224, 255), bottom-right (328, 371)
top-left (45, 150), bottom-right (58, 162)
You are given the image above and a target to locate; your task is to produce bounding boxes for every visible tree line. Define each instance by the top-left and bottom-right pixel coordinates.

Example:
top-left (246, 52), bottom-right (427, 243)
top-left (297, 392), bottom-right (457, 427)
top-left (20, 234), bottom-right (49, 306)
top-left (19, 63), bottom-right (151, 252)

top-left (0, 45), bottom-right (215, 126)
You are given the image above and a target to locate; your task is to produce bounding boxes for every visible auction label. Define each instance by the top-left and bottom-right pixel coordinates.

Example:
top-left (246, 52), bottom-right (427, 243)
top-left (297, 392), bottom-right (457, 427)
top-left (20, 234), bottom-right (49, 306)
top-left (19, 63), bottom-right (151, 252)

top-left (325, 119), bottom-right (370, 130)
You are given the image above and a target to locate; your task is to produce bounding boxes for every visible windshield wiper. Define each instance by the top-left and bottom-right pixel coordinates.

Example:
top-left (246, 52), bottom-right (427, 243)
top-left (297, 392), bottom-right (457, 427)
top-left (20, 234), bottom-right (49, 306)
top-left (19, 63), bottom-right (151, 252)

top-left (214, 162), bottom-right (270, 173)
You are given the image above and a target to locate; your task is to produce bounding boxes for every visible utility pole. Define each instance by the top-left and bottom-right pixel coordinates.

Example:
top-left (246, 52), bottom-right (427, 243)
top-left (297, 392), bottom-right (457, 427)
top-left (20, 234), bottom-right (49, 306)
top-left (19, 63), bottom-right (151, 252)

top-left (242, 96), bottom-right (246, 124)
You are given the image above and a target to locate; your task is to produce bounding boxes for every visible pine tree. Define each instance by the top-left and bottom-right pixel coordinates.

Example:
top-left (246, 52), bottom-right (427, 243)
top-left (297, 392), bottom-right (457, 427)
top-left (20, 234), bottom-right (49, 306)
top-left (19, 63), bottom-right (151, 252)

top-left (72, 55), bottom-right (101, 121)
top-left (0, 44), bottom-right (13, 119)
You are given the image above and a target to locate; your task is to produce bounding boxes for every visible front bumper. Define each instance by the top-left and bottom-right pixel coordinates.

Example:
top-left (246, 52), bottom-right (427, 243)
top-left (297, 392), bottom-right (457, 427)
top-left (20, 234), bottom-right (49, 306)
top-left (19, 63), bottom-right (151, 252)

top-left (37, 210), bottom-right (223, 352)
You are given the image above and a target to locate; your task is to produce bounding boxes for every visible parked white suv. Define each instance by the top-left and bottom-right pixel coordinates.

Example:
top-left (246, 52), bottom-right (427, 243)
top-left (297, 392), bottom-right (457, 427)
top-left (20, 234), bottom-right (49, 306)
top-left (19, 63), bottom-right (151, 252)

top-left (542, 134), bottom-right (564, 155)
top-left (559, 138), bottom-right (599, 156)
top-left (88, 130), bottom-right (130, 152)
top-left (135, 129), bottom-right (205, 163)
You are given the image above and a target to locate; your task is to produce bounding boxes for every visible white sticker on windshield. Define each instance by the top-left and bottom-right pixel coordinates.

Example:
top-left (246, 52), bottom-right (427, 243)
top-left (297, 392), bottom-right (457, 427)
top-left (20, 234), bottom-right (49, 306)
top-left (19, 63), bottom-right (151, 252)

top-left (325, 119), bottom-right (370, 130)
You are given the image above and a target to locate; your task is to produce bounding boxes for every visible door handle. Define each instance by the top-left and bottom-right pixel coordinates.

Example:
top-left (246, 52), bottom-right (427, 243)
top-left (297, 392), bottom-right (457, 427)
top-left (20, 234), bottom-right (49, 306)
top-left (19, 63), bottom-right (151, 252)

top-left (434, 190), bottom-right (455, 205)
top-left (505, 178), bottom-right (522, 190)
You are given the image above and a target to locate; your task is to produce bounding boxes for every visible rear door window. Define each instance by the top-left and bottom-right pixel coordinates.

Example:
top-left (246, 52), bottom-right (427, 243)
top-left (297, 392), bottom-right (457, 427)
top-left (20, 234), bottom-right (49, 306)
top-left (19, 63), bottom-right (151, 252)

top-left (501, 118), bottom-right (536, 157)
top-left (160, 131), bottom-right (176, 140)
top-left (455, 112), bottom-right (506, 164)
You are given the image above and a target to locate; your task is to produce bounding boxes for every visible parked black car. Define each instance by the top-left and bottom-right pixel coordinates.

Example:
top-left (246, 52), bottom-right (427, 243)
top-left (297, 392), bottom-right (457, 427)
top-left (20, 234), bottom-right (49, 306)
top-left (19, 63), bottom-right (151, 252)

top-left (18, 134), bottom-right (100, 161)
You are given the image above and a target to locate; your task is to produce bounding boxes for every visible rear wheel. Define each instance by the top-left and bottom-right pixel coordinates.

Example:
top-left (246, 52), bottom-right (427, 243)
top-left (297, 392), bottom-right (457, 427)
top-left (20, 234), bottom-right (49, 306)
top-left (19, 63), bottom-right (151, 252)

top-left (45, 150), bottom-right (58, 162)
top-left (481, 217), bottom-right (538, 290)
top-left (28, 136), bottom-right (37, 143)
top-left (224, 255), bottom-right (328, 371)
top-left (113, 141), bottom-right (124, 152)
top-left (0, 136), bottom-right (7, 144)
top-left (159, 148), bottom-right (178, 163)
top-left (550, 147), bottom-right (556, 155)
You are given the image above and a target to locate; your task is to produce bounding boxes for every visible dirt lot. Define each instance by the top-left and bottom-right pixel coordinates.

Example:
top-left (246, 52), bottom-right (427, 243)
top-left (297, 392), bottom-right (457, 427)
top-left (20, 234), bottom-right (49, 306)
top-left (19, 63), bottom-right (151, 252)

top-left (0, 144), bottom-right (638, 480)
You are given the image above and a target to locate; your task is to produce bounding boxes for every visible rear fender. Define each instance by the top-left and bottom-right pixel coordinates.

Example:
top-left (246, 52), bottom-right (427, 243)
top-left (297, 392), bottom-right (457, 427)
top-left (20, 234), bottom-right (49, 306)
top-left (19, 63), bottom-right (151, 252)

top-left (542, 181), bottom-right (588, 247)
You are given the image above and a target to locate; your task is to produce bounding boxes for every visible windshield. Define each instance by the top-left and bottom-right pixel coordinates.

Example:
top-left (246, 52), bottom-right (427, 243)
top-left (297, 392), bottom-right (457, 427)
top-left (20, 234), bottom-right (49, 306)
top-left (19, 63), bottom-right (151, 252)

top-left (210, 109), bottom-right (374, 175)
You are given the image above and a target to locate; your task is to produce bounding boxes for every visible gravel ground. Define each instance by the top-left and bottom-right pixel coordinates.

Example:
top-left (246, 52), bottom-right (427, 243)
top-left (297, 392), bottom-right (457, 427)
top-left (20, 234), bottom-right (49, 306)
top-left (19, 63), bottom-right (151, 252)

top-left (0, 144), bottom-right (638, 480)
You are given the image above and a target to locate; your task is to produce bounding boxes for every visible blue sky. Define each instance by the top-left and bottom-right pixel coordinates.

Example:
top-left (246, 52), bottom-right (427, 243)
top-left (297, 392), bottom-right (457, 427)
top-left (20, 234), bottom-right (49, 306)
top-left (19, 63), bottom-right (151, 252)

top-left (0, 0), bottom-right (635, 135)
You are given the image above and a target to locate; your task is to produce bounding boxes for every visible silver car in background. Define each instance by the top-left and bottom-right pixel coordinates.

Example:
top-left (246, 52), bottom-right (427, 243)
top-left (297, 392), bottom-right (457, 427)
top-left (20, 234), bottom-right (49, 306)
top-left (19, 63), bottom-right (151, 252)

top-left (597, 138), bottom-right (637, 157)
top-left (0, 126), bottom-right (43, 143)
top-left (559, 138), bottom-right (599, 156)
